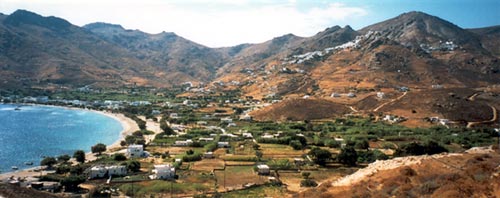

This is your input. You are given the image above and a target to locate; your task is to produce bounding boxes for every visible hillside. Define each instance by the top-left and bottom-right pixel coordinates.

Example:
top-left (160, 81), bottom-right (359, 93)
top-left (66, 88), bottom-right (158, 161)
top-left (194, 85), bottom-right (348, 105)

top-left (250, 98), bottom-right (351, 121)
top-left (298, 148), bottom-right (500, 198)
top-left (83, 22), bottom-right (229, 83)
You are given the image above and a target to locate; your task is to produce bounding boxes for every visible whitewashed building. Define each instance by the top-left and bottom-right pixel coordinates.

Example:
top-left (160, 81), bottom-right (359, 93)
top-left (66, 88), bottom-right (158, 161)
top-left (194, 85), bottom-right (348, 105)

top-left (150, 164), bottom-right (176, 180)
top-left (257, 164), bottom-right (270, 175)
top-left (89, 165), bottom-right (127, 179)
top-left (127, 144), bottom-right (145, 158)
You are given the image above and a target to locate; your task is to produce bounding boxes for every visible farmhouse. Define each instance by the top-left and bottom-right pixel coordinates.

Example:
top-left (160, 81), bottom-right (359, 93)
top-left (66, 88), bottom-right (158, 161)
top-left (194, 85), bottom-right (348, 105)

top-left (242, 133), bottom-right (253, 139)
top-left (198, 137), bottom-right (214, 142)
top-left (89, 165), bottom-right (127, 179)
top-left (257, 164), bottom-right (270, 175)
top-left (217, 142), bottom-right (230, 148)
top-left (174, 139), bottom-right (193, 146)
top-left (204, 152), bottom-right (214, 159)
top-left (220, 117), bottom-right (233, 123)
top-left (127, 144), bottom-right (147, 158)
top-left (150, 164), bottom-right (176, 180)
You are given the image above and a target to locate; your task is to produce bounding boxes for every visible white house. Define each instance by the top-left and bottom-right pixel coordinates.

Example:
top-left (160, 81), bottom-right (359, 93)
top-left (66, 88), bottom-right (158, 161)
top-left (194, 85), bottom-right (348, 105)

top-left (127, 144), bottom-right (145, 158)
top-left (170, 113), bottom-right (180, 119)
top-left (106, 165), bottom-right (127, 176)
top-left (204, 152), bottom-right (214, 159)
top-left (89, 165), bottom-right (127, 179)
top-left (199, 137), bottom-right (214, 142)
top-left (217, 142), bottom-right (230, 148)
top-left (242, 133), bottom-right (253, 139)
top-left (150, 164), bottom-right (176, 180)
top-left (89, 166), bottom-right (108, 179)
top-left (257, 164), bottom-right (270, 175)
top-left (174, 139), bottom-right (193, 146)
top-left (220, 117), bottom-right (233, 123)
top-left (376, 92), bottom-right (385, 99)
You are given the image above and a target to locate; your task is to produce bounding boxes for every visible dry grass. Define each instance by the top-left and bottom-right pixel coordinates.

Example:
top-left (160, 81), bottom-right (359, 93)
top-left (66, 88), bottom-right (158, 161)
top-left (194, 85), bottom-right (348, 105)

top-left (214, 166), bottom-right (266, 191)
top-left (191, 159), bottom-right (225, 171)
top-left (260, 144), bottom-right (308, 159)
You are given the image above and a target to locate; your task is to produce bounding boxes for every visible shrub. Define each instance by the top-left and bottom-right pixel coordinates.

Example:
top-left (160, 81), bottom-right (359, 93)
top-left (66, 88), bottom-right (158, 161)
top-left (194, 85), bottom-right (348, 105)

top-left (337, 146), bottom-right (357, 166)
top-left (300, 179), bottom-right (318, 187)
top-left (325, 139), bottom-right (341, 148)
top-left (289, 140), bottom-right (304, 150)
top-left (113, 153), bottom-right (127, 161)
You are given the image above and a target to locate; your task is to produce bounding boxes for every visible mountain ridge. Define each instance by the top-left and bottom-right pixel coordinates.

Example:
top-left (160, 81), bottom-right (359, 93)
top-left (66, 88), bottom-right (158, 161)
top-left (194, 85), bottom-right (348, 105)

top-left (0, 9), bottom-right (499, 91)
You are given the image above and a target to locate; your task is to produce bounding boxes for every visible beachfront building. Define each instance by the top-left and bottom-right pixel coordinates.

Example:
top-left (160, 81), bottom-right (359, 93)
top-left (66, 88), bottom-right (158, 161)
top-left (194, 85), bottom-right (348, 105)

top-left (89, 165), bottom-right (127, 179)
top-left (149, 164), bottom-right (176, 180)
top-left (127, 144), bottom-right (145, 158)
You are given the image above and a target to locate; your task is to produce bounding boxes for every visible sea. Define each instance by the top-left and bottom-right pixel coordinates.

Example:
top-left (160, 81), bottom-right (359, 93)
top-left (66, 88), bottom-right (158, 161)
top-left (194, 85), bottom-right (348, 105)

top-left (0, 104), bottom-right (123, 173)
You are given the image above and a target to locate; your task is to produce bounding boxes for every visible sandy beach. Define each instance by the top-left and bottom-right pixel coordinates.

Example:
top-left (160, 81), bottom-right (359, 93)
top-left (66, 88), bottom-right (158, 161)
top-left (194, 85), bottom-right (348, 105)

top-left (0, 106), bottom-right (139, 181)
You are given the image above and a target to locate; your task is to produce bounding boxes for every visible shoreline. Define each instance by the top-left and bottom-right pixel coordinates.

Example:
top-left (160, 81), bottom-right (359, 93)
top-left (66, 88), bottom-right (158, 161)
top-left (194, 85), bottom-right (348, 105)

top-left (0, 103), bottom-right (139, 180)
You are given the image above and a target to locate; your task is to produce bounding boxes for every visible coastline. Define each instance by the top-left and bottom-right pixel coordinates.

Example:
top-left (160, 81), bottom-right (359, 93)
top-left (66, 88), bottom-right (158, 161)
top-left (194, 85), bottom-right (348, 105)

top-left (0, 103), bottom-right (139, 180)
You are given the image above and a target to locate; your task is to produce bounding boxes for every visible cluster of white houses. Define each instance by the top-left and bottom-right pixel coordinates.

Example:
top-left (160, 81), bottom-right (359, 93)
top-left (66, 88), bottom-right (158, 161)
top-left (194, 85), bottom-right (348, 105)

top-left (88, 164), bottom-right (176, 180)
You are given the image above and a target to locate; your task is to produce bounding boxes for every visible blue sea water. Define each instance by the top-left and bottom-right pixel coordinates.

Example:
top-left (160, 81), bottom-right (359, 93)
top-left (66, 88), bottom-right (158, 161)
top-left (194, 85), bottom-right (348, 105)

top-left (0, 104), bottom-right (123, 173)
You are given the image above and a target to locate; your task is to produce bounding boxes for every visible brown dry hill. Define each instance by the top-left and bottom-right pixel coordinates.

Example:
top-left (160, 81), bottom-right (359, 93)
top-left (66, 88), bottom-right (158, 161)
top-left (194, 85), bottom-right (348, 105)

top-left (297, 148), bottom-right (500, 198)
top-left (250, 98), bottom-right (350, 121)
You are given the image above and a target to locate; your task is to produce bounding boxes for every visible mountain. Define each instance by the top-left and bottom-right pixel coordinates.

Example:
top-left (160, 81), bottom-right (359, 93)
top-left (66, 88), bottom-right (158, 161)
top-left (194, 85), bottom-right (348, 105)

top-left (83, 22), bottom-right (228, 83)
top-left (0, 10), bottom-right (498, 95)
top-left (0, 10), bottom-right (229, 89)
top-left (0, 10), bottom-right (147, 88)
top-left (211, 11), bottom-right (499, 100)
top-left (469, 25), bottom-right (500, 57)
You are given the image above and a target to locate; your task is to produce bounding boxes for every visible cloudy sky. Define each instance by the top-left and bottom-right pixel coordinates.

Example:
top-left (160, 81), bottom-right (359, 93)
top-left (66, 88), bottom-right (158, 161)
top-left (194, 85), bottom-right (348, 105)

top-left (1, 0), bottom-right (499, 47)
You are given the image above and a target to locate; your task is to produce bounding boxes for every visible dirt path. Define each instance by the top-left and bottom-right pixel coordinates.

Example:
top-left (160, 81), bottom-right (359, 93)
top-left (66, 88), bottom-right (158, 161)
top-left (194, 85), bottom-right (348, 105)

top-left (466, 105), bottom-right (498, 128)
top-left (373, 91), bottom-right (408, 112)
top-left (348, 106), bottom-right (358, 113)
top-left (467, 92), bottom-right (481, 101)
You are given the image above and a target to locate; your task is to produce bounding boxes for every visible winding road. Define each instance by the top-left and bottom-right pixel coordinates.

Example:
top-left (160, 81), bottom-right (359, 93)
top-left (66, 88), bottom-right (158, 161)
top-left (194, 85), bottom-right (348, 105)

top-left (373, 91), bottom-right (408, 112)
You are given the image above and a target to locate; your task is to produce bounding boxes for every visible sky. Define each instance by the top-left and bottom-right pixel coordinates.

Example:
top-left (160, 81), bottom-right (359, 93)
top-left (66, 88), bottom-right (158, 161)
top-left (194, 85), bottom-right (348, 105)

top-left (1, 0), bottom-right (499, 47)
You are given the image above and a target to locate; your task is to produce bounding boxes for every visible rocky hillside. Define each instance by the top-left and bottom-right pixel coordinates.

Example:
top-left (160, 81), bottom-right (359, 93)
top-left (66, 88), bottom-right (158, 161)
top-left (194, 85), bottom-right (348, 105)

top-left (0, 10), bottom-right (498, 93)
top-left (298, 147), bottom-right (500, 198)
top-left (83, 22), bottom-right (229, 83)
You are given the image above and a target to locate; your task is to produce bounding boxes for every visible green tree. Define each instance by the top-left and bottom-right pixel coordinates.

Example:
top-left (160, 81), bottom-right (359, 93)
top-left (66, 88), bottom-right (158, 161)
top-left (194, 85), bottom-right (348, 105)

top-left (73, 150), bottom-right (85, 163)
top-left (56, 164), bottom-right (71, 174)
top-left (113, 153), bottom-right (127, 161)
top-left (61, 175), bottom-right (86, 191)
top-left (289, 140), bottom-right (304, 150)
top-left (160, 121), bottom-right (174, 135)
top-left (252, 143), bottom-right (260, 150)
top-left (325, 139), bottom-right (341, 148)
top-left (308, 147), bottom-right (332, 166)
top-left (301, 172), bottom-right (311, 179)
top-left (41, 157), bottom-right (57, 168)
top-left (255, 150), bottom-right (263, 160)
top-left (70, 164), bottom-right (85, 175)
top-left (91, 143), bottom-right (107, 155)
top-left (57, 154), bottom-right (71, 163)
top-left (338, 146), bottom-right (358, 166)
top-left (125, 160), bottom-right (141, 172)
top-left (355, 139), bottom-right (370, 150)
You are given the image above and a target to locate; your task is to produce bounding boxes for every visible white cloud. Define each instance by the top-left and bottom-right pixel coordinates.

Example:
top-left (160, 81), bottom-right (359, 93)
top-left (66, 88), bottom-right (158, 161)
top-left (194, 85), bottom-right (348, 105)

top-left (0, 0), bottom-right (367, 47)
